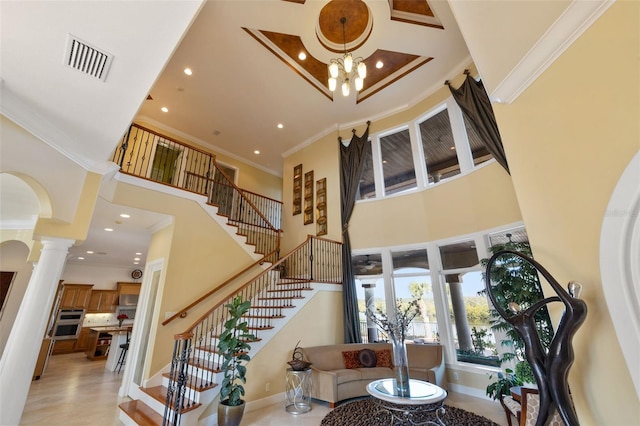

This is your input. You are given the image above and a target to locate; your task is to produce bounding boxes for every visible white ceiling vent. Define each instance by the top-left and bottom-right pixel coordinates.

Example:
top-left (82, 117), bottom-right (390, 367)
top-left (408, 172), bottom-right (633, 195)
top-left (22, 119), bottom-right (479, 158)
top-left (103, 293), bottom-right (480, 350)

top-left (64, 34), bottom-right (113, 82)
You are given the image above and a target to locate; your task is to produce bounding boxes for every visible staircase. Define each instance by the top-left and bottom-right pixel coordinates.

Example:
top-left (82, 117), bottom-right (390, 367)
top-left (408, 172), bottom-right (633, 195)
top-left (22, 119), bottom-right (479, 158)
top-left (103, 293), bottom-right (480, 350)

top-left (111, 124), bottom-right (341, 425)
top-left (118, 234), bottom-right (341, 426)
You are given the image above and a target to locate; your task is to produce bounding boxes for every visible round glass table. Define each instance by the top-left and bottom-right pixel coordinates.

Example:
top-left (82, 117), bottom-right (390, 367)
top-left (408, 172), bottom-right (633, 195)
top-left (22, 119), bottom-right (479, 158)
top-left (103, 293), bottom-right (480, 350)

top-left (366, 378), bottom-right (448, 425)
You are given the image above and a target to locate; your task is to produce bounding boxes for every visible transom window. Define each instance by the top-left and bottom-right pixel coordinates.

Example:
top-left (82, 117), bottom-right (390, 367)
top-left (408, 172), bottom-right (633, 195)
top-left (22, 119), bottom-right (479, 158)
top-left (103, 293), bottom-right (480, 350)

top-left (356, 97), bottom-right (494, 201)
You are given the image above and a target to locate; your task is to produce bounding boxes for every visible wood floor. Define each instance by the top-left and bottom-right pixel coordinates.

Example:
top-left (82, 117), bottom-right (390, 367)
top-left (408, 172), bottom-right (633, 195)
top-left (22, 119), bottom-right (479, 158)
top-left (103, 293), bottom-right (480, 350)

top-left (21, 352), bottom-right (508, 425)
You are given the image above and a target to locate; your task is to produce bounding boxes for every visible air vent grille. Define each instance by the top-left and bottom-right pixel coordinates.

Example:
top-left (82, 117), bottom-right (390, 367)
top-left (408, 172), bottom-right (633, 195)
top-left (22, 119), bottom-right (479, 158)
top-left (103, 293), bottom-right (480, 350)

top-left (65, 35), bottom-right (113, 81)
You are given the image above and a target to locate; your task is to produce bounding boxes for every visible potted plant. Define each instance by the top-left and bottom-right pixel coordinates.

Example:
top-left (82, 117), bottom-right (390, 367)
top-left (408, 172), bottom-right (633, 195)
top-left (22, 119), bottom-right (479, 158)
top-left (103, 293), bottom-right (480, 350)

top-left (217, 296), bottom-right (255, 426)
top-left (486, 368), bottom-right (522, 400)
top-left (480, 235), bottom-right (553, 399)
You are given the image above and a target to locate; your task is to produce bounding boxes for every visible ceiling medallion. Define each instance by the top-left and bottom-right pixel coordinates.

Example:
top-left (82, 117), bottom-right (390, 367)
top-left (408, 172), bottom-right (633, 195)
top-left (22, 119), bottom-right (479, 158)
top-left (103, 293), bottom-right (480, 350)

top-left (316, 0), bottom-right (372, 53)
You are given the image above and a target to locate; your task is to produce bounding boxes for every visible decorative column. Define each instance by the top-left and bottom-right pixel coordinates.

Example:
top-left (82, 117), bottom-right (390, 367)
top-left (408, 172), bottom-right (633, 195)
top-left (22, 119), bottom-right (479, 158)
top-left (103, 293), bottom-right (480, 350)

top-left (446, 273), bottom-right (473, 351)
top-left (362, 282), bottom-right (378, 343)
top-left (0, 237), bottom-right (73, 426)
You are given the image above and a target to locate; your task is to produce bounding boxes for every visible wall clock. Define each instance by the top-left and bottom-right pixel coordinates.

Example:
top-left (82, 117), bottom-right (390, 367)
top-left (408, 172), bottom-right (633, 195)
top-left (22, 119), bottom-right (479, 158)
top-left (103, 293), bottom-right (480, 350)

top-left (131, 269), bottom-right (143, 280)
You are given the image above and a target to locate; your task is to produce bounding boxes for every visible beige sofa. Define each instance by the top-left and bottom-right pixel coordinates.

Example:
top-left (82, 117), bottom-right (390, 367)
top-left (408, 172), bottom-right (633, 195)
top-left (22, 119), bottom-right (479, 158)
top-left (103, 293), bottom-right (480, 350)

top-left (301, 342), bottom-right (445, 407)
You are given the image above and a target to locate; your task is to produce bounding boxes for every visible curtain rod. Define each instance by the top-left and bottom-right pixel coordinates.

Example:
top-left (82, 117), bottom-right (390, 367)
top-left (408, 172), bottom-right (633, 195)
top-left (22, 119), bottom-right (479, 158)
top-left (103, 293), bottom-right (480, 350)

top-left (338, 121), bottom-right (370, 142)
top-left (444, 69), bottom-right (470, 86)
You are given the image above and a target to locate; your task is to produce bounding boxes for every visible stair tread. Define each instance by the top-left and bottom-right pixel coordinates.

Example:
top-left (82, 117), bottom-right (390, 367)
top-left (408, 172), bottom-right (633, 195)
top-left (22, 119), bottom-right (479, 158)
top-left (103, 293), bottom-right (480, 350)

top-left (267, 287), bottom-right (312, 292)
top-left (119, 400), bottom-right (163, 426)
top-left (250, 305), bottom-right (295, 309)
top-left (141, 385), bottom-right (201, 413)
top-left (243, 314), bottom-right (285, 319)
top-left (259, 296), bottom-right (304, 300)
top-left (162, 372), bottom-right (218, 391)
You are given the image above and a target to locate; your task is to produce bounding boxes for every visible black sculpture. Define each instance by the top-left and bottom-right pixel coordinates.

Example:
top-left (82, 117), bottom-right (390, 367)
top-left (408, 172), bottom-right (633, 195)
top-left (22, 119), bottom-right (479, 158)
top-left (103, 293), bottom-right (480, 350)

top-left (485, 250), bottom-right (587, 426)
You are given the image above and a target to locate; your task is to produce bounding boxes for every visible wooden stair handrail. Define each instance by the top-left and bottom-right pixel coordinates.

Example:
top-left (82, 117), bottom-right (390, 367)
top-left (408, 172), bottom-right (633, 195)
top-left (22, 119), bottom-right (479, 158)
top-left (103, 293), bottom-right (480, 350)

top-left (161, 249), bottom-right (279, 326)
top-left (211, 162), bottom-right (279, 233)
top-left (179, 235), bottom-right (322, 336)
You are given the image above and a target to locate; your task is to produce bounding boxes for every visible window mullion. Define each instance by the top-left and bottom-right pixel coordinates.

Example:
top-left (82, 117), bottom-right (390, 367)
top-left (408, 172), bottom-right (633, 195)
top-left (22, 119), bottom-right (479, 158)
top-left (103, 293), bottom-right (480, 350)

top-left (370, 135), bottom-right (385, 198)
top-left (409, 122), bottom-right (427, 189)
top-left (427, 244), bottom-right (455, 362)
top-left (447, 97), bottom-right (474, 173)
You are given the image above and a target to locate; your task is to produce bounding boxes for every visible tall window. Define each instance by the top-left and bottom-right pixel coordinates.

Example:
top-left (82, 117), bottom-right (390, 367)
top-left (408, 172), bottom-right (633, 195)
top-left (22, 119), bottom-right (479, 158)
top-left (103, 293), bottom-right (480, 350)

top-left (419, 109), bottom-right (461, 184)
top-left (391, 248), bottom-right (438, 343)
top-left (439, 240), bottom-right (498, 367)
top-left (353, 253), bottom-right (385, 343)
top-left (352, 225), bottom-right (530, 370)
top-left (380, 129), bottom-right (416, 195)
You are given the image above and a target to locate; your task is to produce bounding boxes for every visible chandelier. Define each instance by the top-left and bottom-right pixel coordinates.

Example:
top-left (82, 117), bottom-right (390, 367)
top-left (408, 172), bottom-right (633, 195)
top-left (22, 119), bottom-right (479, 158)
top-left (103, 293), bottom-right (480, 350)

top-left (328, 17), bottom-right (366, 97)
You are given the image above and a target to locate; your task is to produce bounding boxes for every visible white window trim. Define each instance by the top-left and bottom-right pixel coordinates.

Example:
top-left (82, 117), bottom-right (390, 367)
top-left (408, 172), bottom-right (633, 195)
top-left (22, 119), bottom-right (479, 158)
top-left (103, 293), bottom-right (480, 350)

top-left (356, 97), bottom-right (497, 204)
top-left (352, 221), bottom-right (527, 374)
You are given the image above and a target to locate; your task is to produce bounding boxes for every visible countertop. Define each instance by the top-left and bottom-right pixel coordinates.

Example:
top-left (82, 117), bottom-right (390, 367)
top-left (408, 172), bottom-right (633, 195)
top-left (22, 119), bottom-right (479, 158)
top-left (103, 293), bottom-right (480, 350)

top-left (89, 325), bottom-right (132, 333)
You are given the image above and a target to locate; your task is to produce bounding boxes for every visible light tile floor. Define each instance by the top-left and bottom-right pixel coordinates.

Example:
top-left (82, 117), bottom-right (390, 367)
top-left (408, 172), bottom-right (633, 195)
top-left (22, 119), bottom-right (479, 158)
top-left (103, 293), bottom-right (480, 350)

top-left (22, 352), bottom-right (508, 426)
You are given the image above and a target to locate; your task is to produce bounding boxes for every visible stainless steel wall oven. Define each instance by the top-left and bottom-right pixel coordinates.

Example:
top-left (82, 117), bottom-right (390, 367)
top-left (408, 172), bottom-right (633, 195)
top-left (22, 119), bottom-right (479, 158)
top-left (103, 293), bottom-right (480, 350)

top-left (50, 308), bottom-right (85, 340)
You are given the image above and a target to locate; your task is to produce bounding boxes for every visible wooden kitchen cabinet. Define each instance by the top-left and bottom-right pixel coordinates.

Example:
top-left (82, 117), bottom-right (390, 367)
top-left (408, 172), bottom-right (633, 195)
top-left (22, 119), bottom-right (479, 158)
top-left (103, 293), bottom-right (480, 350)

top-left (74, 327), bottom-right (92, 352)
top-left (87, 290), bottom-right (118, 313)
top-left (117, 282), bottom-right (141, 296)
top-left (51, 339), bottom-right (76, 355)
top-left (86, 329), bottom-right (112, 360)
top-left (59, 284), bottom-right (93, 309)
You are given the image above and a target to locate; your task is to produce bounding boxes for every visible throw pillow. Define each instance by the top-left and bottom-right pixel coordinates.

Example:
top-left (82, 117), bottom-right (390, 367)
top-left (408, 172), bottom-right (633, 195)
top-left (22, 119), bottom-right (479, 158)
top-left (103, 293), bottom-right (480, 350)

top-left (375, 349), bottom-right (392, 368)
top-left (358, 349), bottom-right (377, 368)
top-left (342, 350), bottom-right (361, 369)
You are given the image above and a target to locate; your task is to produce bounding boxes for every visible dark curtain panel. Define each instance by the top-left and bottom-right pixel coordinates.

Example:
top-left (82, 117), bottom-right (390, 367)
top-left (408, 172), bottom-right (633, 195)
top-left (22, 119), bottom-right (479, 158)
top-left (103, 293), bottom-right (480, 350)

top-left (339, 121), bottom-right (370, 343)
top-left (448, 73), bottom-right (510, 173)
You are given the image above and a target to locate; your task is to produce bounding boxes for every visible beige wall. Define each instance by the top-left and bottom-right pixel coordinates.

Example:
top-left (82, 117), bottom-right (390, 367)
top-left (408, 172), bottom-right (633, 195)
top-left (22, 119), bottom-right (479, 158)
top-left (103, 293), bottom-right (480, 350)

top-left (350, 162), bottom-right (520, 249)
top-left (244, 289), bottom-right (344, 400)
top-left (108, 181), bottom-right (259, 375)
top-left (493, 2), bottom-right (639, 424)
top-left (282, 132), bottom-right (343, 252)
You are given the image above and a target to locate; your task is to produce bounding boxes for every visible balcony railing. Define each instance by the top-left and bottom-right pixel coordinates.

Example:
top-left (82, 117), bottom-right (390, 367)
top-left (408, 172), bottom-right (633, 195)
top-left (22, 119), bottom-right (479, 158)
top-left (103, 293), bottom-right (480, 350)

top-left (111, 124), bottom-right (282, 259)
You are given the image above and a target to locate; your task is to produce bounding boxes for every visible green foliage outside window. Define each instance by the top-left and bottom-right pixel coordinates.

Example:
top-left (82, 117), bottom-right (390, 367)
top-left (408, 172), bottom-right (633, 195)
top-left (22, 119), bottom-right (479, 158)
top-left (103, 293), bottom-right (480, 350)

top-left (480, 238), bottom-right (554, 399)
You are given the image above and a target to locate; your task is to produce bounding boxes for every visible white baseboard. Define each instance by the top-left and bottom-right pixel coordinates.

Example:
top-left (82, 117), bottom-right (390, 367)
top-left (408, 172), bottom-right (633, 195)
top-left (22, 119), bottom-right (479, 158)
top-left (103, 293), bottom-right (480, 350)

top-left (245, 392), bottom-right (285, 412)
top-left (448, 383), bottom-right (493, 400)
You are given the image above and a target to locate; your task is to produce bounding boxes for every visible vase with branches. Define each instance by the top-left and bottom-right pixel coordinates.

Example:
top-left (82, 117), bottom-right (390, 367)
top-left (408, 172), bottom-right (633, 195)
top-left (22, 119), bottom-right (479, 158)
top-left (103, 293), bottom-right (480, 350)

top-left (367, 299), bottom-right (420, 397)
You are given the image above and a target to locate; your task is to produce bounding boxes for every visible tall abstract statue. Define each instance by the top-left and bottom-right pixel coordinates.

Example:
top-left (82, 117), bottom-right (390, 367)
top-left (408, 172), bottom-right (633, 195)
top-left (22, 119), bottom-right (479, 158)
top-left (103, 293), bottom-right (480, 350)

top-left (485, 250), bottom-right (587, 426)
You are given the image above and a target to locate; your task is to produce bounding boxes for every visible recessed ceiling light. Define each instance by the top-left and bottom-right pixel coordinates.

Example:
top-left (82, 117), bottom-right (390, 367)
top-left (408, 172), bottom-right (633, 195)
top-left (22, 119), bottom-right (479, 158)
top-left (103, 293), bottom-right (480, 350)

top-left (298, 52), bottom-right (306, 60)
top-left (134, 257), bottom-right (140, 261)
top-left (277, 123), bottom-right (284, 129)
top-left (376, 61), bottom-right (384, 69)
top-left (136, 252), bottom-right (142, 256)
top-left (86, 250), bottom-right (94, 254)
top-left (254, 150), bottom-right (260, 155)
top-left (120, 213), bottom-right (130, 218)
top-left (133, 262), bottom-right (139, 265)
top-left (161, 107), bottom-right (168, 113)
top-left (104, 228), bottom-right (113, 232)
top-left (450, 146), bottom-right (456, 150)
top-left (78, 257), bottom-right (85, 260)
top-left (184, 68), bottom-right (192, 76)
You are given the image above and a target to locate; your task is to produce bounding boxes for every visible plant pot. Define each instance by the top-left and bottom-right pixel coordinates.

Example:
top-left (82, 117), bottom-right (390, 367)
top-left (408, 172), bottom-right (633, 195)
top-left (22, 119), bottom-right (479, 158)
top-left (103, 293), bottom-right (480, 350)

top-left (218, 400), bottom-right (245, 426)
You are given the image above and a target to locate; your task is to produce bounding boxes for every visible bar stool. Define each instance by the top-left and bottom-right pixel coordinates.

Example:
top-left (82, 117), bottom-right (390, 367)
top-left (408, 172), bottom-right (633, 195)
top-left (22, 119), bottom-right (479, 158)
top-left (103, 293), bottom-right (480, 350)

top-left (116, 329), bottom-right (130, 373)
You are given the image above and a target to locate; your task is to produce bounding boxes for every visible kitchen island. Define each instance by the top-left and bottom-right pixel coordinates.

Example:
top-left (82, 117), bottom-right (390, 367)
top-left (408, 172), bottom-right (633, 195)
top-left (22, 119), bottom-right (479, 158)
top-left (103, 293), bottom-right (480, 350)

top-left (86, 326), bottom-right (132, 371)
